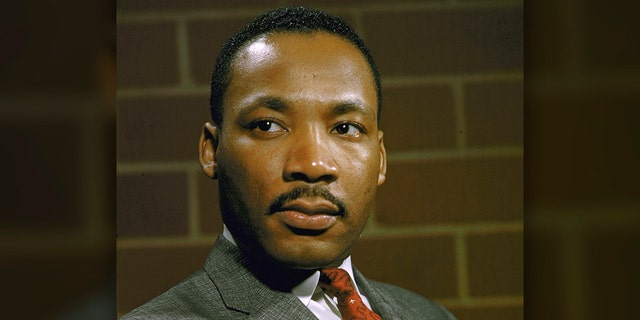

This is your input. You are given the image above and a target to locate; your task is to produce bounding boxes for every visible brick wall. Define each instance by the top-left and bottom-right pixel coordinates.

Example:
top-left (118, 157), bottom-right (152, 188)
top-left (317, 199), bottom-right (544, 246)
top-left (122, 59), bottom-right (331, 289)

top-left (116, 1), bottom-right (523, 319)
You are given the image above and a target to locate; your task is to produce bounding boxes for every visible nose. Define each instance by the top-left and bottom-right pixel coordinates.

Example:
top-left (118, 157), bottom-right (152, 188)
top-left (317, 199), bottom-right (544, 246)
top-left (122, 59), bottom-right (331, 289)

top-left (283, 129), bottom-right (338, 184)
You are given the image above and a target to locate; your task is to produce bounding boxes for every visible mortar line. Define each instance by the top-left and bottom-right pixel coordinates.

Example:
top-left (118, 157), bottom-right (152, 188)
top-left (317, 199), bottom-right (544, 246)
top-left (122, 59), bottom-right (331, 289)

top-left (386, 146), bottom-right (523, 162)
top-left (187, 167), bottom-right (201, 239)
top-left (176, 18), bottom-right (194, 88)
top-left (335, 221), bottom-right (521, 238)
top-left (117, 235), bottom-right (218, 250)
top-left (117, 161), bottom-right (199, 173)
top-left (117, 86), bottom-right (209, 99)
top-left (436, 295), bottom-right (523, 307)
top-left (383, 72), bottom-right (523, 87)
top-left (455, 230), bottom-right (471, 300)
top-left (352, 9), bottom-right (366, 43)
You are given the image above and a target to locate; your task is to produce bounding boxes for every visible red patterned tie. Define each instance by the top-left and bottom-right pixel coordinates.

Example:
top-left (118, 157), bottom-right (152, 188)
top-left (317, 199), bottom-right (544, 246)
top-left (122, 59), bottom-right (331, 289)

top-left (319, 268), bottom-right (382, 320)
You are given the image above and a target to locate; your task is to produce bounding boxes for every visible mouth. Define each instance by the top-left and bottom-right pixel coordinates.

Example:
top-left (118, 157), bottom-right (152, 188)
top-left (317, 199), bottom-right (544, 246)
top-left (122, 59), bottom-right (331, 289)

top-left (274, 198), bottom-right (342, 233)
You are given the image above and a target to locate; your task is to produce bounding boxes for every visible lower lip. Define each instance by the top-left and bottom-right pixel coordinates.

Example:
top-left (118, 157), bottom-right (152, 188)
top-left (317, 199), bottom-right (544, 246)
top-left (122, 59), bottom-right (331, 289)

top-left (279, 211), bottom-right (337, 231)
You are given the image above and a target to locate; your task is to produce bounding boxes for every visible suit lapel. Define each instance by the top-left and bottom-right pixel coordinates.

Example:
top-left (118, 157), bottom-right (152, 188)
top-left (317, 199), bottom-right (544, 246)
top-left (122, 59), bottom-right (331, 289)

top-left (354, 267), bottom-right (408, 319)
top-left (203, 236), bottom-right (318, 319)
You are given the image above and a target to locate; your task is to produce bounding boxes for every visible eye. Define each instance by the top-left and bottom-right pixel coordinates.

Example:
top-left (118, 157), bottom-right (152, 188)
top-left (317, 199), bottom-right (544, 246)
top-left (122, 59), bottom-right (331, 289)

top-left (332, 122), bottom-right (365, 137)
top-left (248, 119), bottom-right (286, 134)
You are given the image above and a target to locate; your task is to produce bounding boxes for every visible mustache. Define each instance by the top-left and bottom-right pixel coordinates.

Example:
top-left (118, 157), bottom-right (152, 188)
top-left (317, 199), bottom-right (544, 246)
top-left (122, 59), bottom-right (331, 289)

top-left (268, 185), bottom-right (347, 216)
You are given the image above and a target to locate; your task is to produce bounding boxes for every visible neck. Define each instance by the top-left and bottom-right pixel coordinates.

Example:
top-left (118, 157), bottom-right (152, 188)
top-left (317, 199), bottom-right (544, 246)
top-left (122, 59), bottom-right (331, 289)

top-left (243, 247), bottom-right (317, 291)
top-left (222, 225), bottom-right (317, 290)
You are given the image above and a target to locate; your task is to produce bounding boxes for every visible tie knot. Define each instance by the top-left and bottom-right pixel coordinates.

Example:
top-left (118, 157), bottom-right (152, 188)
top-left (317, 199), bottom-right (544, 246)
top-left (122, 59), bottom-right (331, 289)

top-left (319, 268), bottom-right (383, 320)
top-left (319, 268), bottom-right (355, 297)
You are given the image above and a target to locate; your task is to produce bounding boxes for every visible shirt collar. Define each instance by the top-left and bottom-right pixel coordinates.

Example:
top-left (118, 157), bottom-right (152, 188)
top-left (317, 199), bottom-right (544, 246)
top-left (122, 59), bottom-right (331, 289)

top-left (291, 256), bottom-right (357, 307)
top-left (222, 224), bottom-right (237, 246)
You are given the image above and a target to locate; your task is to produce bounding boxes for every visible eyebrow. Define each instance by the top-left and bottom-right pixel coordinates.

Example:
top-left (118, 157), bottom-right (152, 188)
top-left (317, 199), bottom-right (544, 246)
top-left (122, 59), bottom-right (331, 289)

top-left (238, 96), bottom-right (288, 116)
top-left (332, 101), bottom-right (375, 119)
top-left (238, 96), bottom-right (375, 119)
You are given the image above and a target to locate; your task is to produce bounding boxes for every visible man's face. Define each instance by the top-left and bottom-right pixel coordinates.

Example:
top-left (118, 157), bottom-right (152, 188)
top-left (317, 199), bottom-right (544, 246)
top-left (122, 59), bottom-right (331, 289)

top-left (201, 31), bottom-right (386, 269)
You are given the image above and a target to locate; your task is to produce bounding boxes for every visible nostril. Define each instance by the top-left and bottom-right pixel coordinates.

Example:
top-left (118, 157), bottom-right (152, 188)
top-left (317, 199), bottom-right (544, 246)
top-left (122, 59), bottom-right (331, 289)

top-left (282, 146), bottom-right (338, 182)
top-left (289, 172), bottom-right (309, 182)
top-left (285, 170), bottom-right (337, 183)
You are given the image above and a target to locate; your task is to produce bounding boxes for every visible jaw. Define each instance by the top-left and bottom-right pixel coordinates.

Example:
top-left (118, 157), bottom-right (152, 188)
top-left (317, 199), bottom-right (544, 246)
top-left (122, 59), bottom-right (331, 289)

top-left (263, 237), bottom-right (355, 269)
top-left (240, 221), bottom-right (358, 269)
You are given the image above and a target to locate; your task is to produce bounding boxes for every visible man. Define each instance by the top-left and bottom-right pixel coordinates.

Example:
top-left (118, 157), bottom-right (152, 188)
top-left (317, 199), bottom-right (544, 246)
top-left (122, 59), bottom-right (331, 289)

top-left (122, 7), bottom-right (456, 319)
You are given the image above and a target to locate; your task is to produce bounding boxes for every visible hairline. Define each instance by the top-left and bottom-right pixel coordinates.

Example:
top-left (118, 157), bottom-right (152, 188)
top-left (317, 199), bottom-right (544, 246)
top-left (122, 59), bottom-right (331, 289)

top-left (210, 9), bottom-right (382, 128)
top-left (222, 30), bottom-right (379, 127)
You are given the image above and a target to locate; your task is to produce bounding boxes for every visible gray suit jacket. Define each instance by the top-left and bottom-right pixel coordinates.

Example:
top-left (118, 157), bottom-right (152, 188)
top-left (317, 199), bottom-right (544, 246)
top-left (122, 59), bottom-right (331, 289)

top-left (122, 236), bottom-right (456, 319)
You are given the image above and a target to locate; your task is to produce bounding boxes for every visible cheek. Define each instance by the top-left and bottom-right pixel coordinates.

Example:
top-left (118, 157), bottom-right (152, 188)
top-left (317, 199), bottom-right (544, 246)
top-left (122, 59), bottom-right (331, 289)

top-left (339, 145), bottom-right (380, 205)
top-left (342, 145), bottom-right (380, 182)
top-left (218, 138), bottom-right (283, 204)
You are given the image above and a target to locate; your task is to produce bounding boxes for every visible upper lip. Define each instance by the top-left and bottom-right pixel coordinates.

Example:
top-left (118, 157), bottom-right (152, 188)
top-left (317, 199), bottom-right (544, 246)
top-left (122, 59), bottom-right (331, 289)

top-left (278, 198), bottom-right (341, 215)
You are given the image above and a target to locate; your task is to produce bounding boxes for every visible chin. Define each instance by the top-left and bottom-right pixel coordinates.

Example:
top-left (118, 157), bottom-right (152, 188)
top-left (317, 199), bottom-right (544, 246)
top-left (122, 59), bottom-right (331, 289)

top-left (275, 255), bottom-right (338, 270)
top-left (267, 240), bottom-right (349, 269)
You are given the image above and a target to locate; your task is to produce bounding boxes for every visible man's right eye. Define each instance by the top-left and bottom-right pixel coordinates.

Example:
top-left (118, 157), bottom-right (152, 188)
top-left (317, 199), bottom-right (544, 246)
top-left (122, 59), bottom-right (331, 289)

top-left (249, 120), bottom-right (286, 133)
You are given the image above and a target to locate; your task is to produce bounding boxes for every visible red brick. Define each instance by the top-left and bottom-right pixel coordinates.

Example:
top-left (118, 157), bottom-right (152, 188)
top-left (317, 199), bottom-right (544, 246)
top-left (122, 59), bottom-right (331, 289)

top-left (117, 244), bottom-right (212, 314)
top-left (448, 305), bottom-right (523, 320)
top-left (117, 172), bottom-right (189, 236)
top-left (376, 157), bottom-right (522, 225)
top-left (197, 173), bottom-right (223, 234)
top-left (117, 22), bottom-right (179, 88)
top-left (117, 95), bottom-right (210, 161)
top-left (381, 84), bottom-right (456, 152)
top-left (467, 231), bottom-right (523, 296)
top-left (352, 234), bottom-right (457, 299)
top-left (363, 7), bottom-right (523, 76)
top-left (464, 81), bottom-right (523, 147)
top-left (117, 0), bottom-right (279, 12)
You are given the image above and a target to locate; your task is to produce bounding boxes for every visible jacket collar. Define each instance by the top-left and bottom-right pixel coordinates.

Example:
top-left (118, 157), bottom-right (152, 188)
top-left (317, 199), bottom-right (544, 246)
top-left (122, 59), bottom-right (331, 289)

top-left (353, 267), bottom-right (412, 319)
top-left (202, 235), bottom-right (319, 319)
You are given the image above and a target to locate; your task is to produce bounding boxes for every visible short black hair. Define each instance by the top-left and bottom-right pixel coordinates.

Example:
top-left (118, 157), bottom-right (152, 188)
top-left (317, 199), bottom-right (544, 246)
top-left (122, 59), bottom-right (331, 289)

top-left (209, 6), bottom-right (382, 126)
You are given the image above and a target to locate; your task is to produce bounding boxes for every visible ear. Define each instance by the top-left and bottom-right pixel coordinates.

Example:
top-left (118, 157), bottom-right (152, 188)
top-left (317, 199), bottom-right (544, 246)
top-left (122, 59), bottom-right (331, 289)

top-left (199, 122), bottom-right (219, 179)
top-left (377, 130), bottom-right (387, 186)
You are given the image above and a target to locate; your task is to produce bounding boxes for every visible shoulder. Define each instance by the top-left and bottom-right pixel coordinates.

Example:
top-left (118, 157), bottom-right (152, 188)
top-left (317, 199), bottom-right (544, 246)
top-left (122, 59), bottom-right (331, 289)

top-left (367, 279), bottom-right (457, 320)
top-left (120, 269), bottom-right (230, 320)
top-left (121, 238), bottom-right (246, 319)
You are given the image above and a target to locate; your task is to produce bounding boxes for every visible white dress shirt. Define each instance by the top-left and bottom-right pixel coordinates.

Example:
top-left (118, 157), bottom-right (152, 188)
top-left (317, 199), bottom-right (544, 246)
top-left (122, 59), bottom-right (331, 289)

top-left (222, 225), bottom-right (373, 319)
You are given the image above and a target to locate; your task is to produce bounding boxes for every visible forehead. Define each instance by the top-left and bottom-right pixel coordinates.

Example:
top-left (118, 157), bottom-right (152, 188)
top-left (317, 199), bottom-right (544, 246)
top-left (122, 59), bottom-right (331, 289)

top-left (232, 31), bottom-right (369, 71)
top-left (226, 31), bottom-right (377, 116)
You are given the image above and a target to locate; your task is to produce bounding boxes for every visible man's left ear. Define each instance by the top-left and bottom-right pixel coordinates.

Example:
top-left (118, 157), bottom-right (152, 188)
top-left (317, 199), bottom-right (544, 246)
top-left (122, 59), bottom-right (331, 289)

top-left (199, 122), bottom-right (219, 179)
top-left (377, 130), bottom-right (387, 186)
